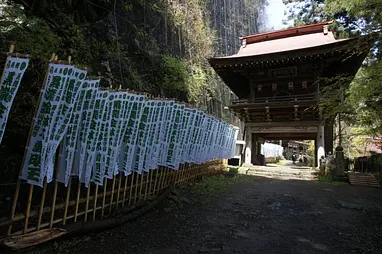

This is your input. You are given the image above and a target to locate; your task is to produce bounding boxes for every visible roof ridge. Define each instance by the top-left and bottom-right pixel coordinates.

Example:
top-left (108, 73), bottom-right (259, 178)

top-left (240, 21), bottom-right (334, 44)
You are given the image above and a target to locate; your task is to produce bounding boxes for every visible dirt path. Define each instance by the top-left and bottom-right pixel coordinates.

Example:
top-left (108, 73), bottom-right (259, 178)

top-left (32, 174), bottom-right (382, 254)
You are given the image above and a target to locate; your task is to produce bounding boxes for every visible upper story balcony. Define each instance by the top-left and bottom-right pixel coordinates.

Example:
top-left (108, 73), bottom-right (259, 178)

top-left (231, 93), bottom-right (318, 109)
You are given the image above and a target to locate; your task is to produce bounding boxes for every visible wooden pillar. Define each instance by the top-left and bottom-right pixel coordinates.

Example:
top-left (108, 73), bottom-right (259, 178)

top-left (324, 125), bottom-right (333, 155)
top-left (243, 126), bottom-right (252, 166)
top-left (316, 125), bottom-right (325, 168)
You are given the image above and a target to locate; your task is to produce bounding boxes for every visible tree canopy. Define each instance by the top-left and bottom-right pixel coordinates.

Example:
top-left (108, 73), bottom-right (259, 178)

top-left (284, 0), bottom-right (382, 140)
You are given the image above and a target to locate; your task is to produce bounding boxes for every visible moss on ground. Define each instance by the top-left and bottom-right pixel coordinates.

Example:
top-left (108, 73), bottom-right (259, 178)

top-left (186, 174), bottom-right (256, 199)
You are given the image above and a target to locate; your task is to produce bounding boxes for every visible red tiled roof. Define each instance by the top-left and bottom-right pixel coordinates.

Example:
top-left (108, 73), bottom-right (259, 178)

top-left (240, 21), bottom-right (334, 43)
top-left (213, 21), bottom-right (350, 59)
top-left (231, 32), bottom-right (348, 58)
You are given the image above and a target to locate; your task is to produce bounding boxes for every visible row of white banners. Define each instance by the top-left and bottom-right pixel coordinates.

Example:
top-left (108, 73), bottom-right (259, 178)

top-left (8, 63), bottom-right (239, 187)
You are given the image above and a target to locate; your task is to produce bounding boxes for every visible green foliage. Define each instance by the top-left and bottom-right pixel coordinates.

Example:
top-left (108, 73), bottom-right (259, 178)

top-left (188, 174), bottom-right (255, 199)
top-left (0, 0), bottom-right (267, 183)
top-left (284, 0), bottom-right (382, 148)
top-left (317, 174), bottom-right (333, 183)
top-left (159, 55), bottom-right (188, 94)
top-left (348, 63), bottom-right (382, 136)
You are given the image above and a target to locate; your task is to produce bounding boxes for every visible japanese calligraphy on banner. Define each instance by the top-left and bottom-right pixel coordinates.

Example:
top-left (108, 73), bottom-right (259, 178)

top-left (108, 92), bottom-right (133, 176)
top-left (0, 57), bottom-right (29, 143)
top-left (43, 67), bottom-right (87, 183)
top-left (20, 74), bottom-right (239, 187)
top-left (142, 100), bottom-right (161, 172)
top-left (121, 95), bottom-right (145, 176)
top-left (84, 90), bottom-right (109, 186)
top-left (21, 64), bottom-right (87, 187)
top-left (133, 100), bottom-right (155, 173)
top-left (149, 101), bottom-right (167, 169)
top-left (158, 101), bottom-right (175, 166)
top-left (58, 80), bottom-right (100, 187)
top-left (166, 103), bottom-right (185, 169)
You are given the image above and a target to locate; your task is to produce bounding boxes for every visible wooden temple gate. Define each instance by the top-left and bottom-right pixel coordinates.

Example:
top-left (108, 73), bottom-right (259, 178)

top-left (209, 21), bottom-right (372, 168)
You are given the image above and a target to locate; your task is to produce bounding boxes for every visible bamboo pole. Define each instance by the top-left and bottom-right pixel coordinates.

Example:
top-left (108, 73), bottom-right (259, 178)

top-left (0, 44), bottom-right (14, 91)
top-left (122, 174), bottom-right (129, 207)
top-left (84, 183), bottom-right (91, 222)
top-left (138, 173), bottom-right (145, 202)
top-left (62, 177), bottom-right (72, 225)
top-left (74, 180), bottom-right (81, 222)
top-left (36, 178), bottom-right (47, 230)
top-left (128, 173), bottom-right (135, 206)
top-left (134, 173), bottom-right (140, 204)
top-left (1, 178), bottom-right (146, 228)
top-left (151, 170), bottom-right (158, 195)
top-left (157, 167), bottom-right (165, 193)
top-left (176, 164), bottom-right (184, 184)
top-left (144, 171), bottom-right (150, 200)
top-left (162, 168), bottom-right (168, 189)
top-left (23, 185), bottom-right (33, 234)
top-left (180, 164), bottom-right (186, 185)
top-left (148, 169), bottom-right (154, 196)
top-left (7, 53), bottom-right (56, 236)
top-left (116, 174), bottom-right (122, 208)
top-left (49, 143), bottom-right (63, 229)
top-left (92, 184), bottom-right (99, 221)
top-left (108, 176), bottom-right (116, 214)
top-left (155, 167), bottom-right (163, 194)
top-left (101, 178), bottom-right (108, 218)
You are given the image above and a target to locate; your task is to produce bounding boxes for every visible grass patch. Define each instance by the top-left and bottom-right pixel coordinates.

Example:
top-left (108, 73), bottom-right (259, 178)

top-left (187, 174), bottom-right (256, 199)
top-left (316, 175), bottom-right (333, 183)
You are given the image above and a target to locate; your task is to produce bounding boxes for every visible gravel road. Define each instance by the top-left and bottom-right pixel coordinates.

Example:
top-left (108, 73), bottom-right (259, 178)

top-left (32, 174), bottom-right (382, 254)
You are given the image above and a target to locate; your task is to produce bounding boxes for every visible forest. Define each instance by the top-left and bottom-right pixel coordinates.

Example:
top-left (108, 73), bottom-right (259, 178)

top-left (285, 0), bottom-right (382, 157)
top-left (0, 0), bottom-right (266, 183)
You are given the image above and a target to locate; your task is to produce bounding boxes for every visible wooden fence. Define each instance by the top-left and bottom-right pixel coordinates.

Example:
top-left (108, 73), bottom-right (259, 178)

top-left (0, 160), bottom-right (226, 238)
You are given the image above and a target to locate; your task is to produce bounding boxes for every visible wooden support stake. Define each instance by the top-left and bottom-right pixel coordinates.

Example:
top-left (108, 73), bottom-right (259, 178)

top-left (156, 167), bottom-right (163, 194)
top-left (177, 167), bottom-right (182, 184)
top-left (92, 184), bottom-right (99, 221)
top-left (122, 174), bottom-right (129, 207)
top-left (62, 177), bottom-right (72, 225)
top-left (144, 171), bottom-right (150, 200)
top-left (74, 180), bottom-right (81, 222)
top-left (180, 164), bottom-right (186, 185)
top-left (101, 178), bottom-right (108, 218)
top-left (159, 168), bottom-right (166, 191)
top-left (128, 173), bottom-right (135, 206)
top-left (23, 185), bottom-right (33, 234)
top-left (36, 178), bottom-right (47, 230)
top-left (164, 168), bottom-right (170, 188)
top-left (134, 173), bottom-right (140, 204)
top-left (108, 176), bottom-right (116, 214)
top-left (148, 170), bottom-right (154, 196)
top-left (116, 174), bottom-right (122, 209)
top-left (138, 173), bottom-right (145, 202)
top-left (152, 170), bottom-right (158, 195)
top-left (84, 184), bottom-right (91, 222)
top-left (49, 144), bottom-right (64, 229)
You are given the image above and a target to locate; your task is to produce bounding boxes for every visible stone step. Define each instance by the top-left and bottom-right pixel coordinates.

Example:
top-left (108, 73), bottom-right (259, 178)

top-left (247, 169), bottom-right (318, 176)
top-left (247, 171), bottom-right (317, 180)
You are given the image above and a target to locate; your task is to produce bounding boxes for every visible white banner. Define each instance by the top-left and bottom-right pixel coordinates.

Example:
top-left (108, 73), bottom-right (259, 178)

top-left (0, 57), bottom-right (29, 143)
top-left (121, 95), bottom-right (145, 176)
top-left (22, 64), bottom-right (86, 187)
top-left (82, 90), bottom-right (108, 186)
top-left (165, 103), bottom-right (185, 169)
top-left (58, 79), bottom-right (100, 186)
top-left (43, 67), bottom-right (87, 183)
